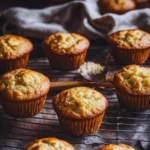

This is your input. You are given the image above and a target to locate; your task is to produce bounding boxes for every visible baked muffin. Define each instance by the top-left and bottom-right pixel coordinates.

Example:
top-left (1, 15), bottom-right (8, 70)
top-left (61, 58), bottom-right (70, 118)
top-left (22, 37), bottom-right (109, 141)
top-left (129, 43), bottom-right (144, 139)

top-left (25, 137), bottom-right (75, 150)
top-left (113, 65), bottom-right (150, 110)
top-left (97, 143), bottom-right (135, 150)
top-left (42, 32), bottom-right (90, 70)
top-left (0, 34), bottom-right (33, 74)
top-left (135, 0), bottom-right (149, 9)
top-left (0, 68), bottom-right (50, 117)
top-left (53, 86), bottom-right (108, 136)
top-left (108, 29), bottom-right (150, 65)
top-left (99, 0), bottom-right (136, 14)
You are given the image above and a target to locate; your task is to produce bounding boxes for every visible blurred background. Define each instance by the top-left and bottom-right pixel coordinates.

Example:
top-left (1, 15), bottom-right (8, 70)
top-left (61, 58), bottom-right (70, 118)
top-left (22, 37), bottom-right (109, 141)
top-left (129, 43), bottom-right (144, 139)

top-left (0, 0), bottom-right (72, 10)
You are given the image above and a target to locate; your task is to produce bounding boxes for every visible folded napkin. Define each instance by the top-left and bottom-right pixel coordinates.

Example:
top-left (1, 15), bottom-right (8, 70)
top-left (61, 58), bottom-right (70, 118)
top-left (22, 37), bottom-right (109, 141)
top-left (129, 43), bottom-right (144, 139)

top-left (0, 0), bottom-right (150, 40)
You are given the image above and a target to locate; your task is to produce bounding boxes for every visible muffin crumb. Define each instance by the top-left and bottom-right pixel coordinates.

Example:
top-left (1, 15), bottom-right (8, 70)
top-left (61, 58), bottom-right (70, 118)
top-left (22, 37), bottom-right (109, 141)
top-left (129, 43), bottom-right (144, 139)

top-left (80, 61), bottom-right (105, 76)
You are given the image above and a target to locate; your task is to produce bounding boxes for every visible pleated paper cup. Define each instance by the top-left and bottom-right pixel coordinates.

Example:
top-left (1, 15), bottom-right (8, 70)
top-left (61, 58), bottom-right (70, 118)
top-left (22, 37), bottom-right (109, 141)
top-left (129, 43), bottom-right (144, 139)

top-left (111, 46), bottom-right (150, 65)
top-left (0, 96), bottom-right (47, 118)
top-left (116, 90), bottom-right (150, 111)
top-left (56, 112), bottom-right (105, 136)
top-left (44, 48), bottom-right (87, 70)
top-left (0, 54), bottom-right (30, 74)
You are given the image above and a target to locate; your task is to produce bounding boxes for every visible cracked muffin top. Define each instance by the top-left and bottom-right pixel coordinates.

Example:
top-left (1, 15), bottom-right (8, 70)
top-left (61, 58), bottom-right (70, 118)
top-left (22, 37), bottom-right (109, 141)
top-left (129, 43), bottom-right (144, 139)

top-left (42, 32), bottom-right (90, 55)
top-left (108, 29), bottom-right (150, 49)
top-left (99, 0), bottom-right (136, 14)
top-left (0, 34), bottom-right (33, 59)
top-left (0, 68), bottom-right (50, 101)
top-left (25, 137), bottom-right (75, 150)
top-left (98, 143), bottom-right (135, 150)
top-left (114, 65), bottom-right (150, 95)
top-left (53, 87), bottom-right (108, 119)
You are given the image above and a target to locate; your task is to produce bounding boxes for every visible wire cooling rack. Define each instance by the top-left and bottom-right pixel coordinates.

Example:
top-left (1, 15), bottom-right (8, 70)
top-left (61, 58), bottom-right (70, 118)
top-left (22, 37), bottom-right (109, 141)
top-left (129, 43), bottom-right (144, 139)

top-left (0, 39), bottom-right (150, 150)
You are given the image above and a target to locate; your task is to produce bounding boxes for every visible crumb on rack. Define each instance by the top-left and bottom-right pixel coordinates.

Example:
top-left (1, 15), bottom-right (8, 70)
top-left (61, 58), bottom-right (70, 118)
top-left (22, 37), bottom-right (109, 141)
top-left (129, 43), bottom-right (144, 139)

top-left (80, 62), bottom-right (105, 76)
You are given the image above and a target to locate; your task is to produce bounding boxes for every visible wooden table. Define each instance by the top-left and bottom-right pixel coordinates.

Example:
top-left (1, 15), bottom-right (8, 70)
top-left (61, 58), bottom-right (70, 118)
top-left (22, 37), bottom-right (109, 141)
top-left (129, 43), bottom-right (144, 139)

top-left (0, 39), bottom-right (150, 150)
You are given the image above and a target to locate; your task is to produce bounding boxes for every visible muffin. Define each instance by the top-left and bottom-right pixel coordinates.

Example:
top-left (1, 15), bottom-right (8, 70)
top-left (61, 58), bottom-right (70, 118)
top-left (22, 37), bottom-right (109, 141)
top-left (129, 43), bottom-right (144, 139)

top-left (97, 143), bottom-right (135, 150)
top-left (135, 0), bottom-right (149, 9)
top-left (53, 86), bottom-right (108, 136)
top-left (25, 137), bottom-right (75, 150)
top-left (99, 0), bottom-right (136, 14)
top-left (0, 34), bottom-right (33, 74)
top-left (108, 29), bottom-right (150, 65)
top-left (113, 65), bottom-right (150, 110)
top-left (42, 32), bottom-right (90, 70)
top-left (0, 68), bottom-right (50, 117)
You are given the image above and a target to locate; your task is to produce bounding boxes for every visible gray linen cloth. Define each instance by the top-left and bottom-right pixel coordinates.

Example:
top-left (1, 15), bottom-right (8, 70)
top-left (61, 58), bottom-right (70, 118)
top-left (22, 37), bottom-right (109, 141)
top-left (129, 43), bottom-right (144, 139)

top-left (0, 0), bottom-right (150, 40)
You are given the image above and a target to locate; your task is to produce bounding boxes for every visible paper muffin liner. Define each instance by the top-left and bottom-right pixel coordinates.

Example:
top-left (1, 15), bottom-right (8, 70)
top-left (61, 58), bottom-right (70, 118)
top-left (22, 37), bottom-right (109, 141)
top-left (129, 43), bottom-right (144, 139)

top-left (57, 112), bottom-right (104, 136)
top-left (111, 47), bottom-right (150, 65)
top-left (0, 54), bottom-right (30, 74)
top-left (0, 96), bottom-right (47, 118)
top-left (44, 48), bottom-right (87, 70)
top-left (116, 90), bottom-right (150, 111)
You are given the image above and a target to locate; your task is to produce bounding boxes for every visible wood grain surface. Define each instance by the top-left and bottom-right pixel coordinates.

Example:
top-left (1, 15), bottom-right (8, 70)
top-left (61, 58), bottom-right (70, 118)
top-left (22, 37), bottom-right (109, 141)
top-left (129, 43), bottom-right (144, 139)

top-left (0, 40), bottom-right (149, 150)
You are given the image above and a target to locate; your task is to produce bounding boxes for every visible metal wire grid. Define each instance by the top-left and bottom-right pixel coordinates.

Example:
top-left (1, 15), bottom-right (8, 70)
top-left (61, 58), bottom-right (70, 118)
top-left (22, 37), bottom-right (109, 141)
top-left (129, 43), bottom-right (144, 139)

top-left (0, 41), bottom-right (150, 150)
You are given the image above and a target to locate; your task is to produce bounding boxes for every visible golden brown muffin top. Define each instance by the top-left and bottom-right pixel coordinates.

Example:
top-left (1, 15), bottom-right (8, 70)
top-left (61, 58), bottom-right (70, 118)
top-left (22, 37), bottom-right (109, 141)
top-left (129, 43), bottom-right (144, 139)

top-left (0, 69), bottom-right (50, 101)
top-left (98, 143), bottom-right (135, 150)
top-left (99, 0), bottom-right (136, 14)
top-left (42, 32), bottom-right (90, 55)
top-left (53, 86), bottom-right (108, 119)
top-left (0, 34), bottom-right (33, 59)
top-left (108, 29), bottom-right (150, 49)
top-left (114, 65), bottom-right (150, 95)
top-left (25, 137), bottom-right (75, 150)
